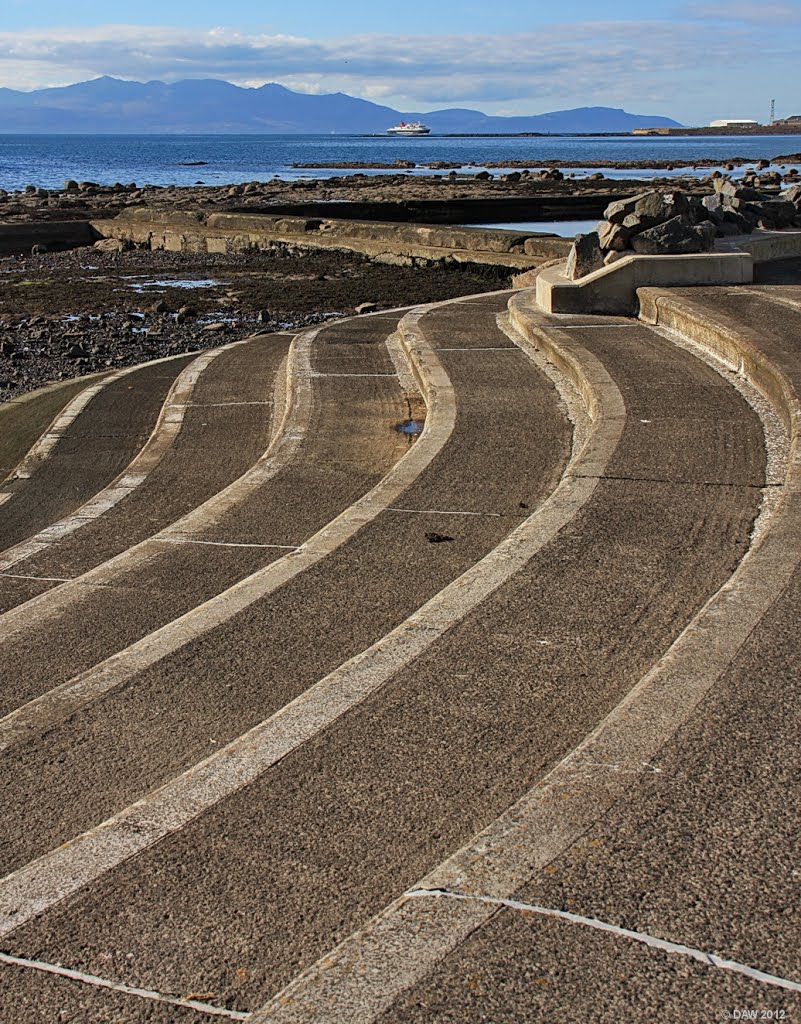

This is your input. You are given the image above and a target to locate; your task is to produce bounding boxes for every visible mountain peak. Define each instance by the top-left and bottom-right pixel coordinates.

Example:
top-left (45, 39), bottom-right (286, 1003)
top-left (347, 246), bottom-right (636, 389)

top-left (0, 77), bottom-right (682, 134)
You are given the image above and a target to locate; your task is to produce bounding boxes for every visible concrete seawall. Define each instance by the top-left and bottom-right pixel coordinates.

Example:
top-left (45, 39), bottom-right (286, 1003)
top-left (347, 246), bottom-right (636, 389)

top-left (0, 221), bottom-right (100, 256)
top-left (90, 209), bottom-right (573, 270)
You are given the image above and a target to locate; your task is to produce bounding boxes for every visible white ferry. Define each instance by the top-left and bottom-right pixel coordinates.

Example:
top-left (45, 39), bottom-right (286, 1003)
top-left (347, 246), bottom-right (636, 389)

top-left (386, 121), bottom-right (431, 136)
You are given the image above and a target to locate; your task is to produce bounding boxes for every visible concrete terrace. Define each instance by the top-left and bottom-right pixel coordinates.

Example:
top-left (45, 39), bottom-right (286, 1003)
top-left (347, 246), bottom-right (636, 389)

top-left (0, 257), bottom-right (800, 1023)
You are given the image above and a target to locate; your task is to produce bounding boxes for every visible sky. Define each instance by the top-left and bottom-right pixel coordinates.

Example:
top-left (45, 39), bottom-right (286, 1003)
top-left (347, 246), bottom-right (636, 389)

top-left (1, 1), bottom-right (800, 125)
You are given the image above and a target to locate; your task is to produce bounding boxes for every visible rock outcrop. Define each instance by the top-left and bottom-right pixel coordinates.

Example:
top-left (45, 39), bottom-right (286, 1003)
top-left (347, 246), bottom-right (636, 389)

top-left (565, 181), bottom-right (801, 279)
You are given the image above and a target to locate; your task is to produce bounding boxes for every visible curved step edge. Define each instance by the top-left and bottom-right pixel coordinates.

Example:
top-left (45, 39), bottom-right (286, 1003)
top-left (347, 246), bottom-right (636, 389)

top-left (0, 343), bottom-right (242, 572)
top-left (0, 292), bottom-right (621, 945)
top-left (246, 291), bottom-right (801, 1024)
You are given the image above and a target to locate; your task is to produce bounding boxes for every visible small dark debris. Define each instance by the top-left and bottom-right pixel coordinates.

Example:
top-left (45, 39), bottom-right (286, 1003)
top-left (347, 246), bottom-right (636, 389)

top-left (519, 502), bottom-right (529, 509)
top-left (425, 532), bottom-right (454, 544)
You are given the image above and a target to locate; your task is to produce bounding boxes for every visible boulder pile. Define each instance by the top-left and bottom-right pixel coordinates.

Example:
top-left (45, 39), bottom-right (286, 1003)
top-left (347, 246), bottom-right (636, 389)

top-left (565, 182), bottom-right (801, 280)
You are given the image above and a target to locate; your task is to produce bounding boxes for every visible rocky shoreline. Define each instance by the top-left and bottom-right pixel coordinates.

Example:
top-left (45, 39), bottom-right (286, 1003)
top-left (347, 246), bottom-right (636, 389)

top-left (0, 245), bottom-right (509, 403)
top-left (0, 172), bottom-right (710, 226)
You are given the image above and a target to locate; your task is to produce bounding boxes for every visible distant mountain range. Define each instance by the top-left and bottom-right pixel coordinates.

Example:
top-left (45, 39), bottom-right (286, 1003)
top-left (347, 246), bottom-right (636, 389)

top-left (0, 77), bottom-right (682, 135)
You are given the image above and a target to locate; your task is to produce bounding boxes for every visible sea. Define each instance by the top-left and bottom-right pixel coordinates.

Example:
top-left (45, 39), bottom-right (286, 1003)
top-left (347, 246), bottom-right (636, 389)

top-left (0, 134), bottom-right (800, 193)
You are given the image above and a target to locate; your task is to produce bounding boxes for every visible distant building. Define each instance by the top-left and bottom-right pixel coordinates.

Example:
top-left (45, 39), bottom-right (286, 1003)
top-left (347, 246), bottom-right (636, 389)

top-left (709, 118), bottom-right (760, 127)
top-left (775, 114), bottom-right (801, 124)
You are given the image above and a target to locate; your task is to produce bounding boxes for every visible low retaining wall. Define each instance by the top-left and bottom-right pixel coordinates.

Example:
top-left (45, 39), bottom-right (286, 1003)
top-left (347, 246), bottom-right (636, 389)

top-left (535, 230), bottom-right (801, 315)
top-left (0, 220), bottom-right (100, 255)
top-left (249, 196), bottom-right (616, 225)
top-left (92, 208), bottom-right (572, 270)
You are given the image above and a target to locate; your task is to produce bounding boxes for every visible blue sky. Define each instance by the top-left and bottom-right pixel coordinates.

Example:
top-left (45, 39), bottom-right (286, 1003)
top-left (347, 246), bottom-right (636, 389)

top-left (2, 1), bottom-right (800, 125)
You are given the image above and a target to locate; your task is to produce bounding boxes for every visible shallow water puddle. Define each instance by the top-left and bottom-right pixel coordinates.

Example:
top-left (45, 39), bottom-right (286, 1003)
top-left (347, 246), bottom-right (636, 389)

top-left (394, 419), bottom-right (424, 436)
top-left (122, 277), bottom-right (222, 292)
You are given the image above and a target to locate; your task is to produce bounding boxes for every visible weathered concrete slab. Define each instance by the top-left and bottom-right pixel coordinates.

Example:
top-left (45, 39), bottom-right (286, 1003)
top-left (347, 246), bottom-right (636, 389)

top-left (535, 230), bottom-right (801, 315)
top-left (535, 252), bottom-right (753, 315)
top-left (91, 208), bottom-right (567, 269)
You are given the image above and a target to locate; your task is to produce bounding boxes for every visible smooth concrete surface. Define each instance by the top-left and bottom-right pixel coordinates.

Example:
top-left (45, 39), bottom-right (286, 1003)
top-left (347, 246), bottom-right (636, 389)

top-left (0, 333), bottom-right (288, 611)
top-left (0, 355), bottom-right (194, 554)
top-left (379, 908), bottom-right (800, 1023)
top-left (0, 296), bottom-right (572, 877)
top-left (265, 278), bottom-right (801, 1024)
top-left (0, 314), bottom-right (410, 717)
top-left (535, 252), bottom-right (753, 315)
top-left (0, 376), bottom-right (100, 482)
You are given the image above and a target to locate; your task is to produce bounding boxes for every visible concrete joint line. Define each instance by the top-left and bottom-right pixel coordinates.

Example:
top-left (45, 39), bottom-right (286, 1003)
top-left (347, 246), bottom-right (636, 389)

top-left (0, 342), bottom-right (236, 574)
top-left (182, 400), bottom-right (274, 407)
top-left (0, 572), bottom-right (73, 583)
top-left (404, 890), bottom-right (801, 996)
top-left (304, 371), bottom-right (399, 378)
top-left (247, 294), bottom-right (801, 1024)
top-left (0, 951), bottom-right (249, 1020)
top-left (152, 537), bottom-right (300, 550)
top-left (0, 295), bottom-right (624, 961)
top-left (380, 506), bottom-right (509, 519)
top-left (0, 309), bottom-right (447, 759)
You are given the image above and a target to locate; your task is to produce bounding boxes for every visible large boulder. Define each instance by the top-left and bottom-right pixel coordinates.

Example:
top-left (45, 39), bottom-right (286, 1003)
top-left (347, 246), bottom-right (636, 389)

top-left (603, 192), bottom-right (653, 225)
top-left (701, 193), bottom-right (726, 222)
top-left (630, 191), bottom-right (689, 229)
top-left (749, 199), bottom-right (797, 228)
top-left (565, 232), bottom-right (604, 280)
top-left (596, 220), bottom-right (631, 251)
top-left (713, 178), bottom-right (763, 202)
top-left (630, 215), bottom-right (715, 255)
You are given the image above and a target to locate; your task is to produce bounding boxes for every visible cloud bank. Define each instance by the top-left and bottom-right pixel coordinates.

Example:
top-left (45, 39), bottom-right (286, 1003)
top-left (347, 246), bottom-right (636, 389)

top-left (0, 18), bottom-right (797, 121)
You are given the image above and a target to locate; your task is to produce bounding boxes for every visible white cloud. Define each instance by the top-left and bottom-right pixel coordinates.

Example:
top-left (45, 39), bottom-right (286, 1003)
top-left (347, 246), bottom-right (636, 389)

top-left (0, 20), bottom-right (796, 118)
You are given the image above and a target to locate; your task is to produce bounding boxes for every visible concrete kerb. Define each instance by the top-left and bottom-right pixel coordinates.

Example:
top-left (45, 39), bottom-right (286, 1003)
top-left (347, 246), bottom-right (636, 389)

top-left (249, 291), bottom-right (801, 1024)
top-left (637, 288), bottom-right (801, 440)
top-left (535, 252), bottom-right (753, 316)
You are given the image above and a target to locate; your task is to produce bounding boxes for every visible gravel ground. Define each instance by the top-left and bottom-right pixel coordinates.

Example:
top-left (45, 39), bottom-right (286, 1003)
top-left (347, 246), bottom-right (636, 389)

top-left (0, 245), bottom-right (511, 402)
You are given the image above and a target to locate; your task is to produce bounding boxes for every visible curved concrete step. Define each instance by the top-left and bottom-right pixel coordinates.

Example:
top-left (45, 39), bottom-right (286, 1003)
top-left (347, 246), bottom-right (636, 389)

top-left (0, 291), bottom-right (573, 890)
top-left (0, 282), bottom-right (773, 1024)
top-left (0, 312), bottom-right (411, 726)
top-left (0, 375), bottom-right (107, 490)
top-left (0, 352), bottom-right (197, 557)
top-left (19, 291), bottom-right (768, 1018)
top-left (249, 285), bottom-right (801, 1024)
top-left (0, 332), bottom-right (291, 612)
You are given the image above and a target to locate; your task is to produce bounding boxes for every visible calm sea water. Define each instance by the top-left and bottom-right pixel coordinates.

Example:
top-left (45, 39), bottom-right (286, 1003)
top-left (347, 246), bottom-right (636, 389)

top-left (0, 134), bottom-right (799, 193)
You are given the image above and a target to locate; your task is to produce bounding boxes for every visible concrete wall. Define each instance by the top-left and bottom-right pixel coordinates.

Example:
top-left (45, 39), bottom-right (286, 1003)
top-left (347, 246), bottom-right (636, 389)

top-left (0, 220), bottom-right (100, 255)
top-left (249, 196), bottom-right (614, 225)
top-left (535, 252), bottom-right (754, 315)
top-left (93, 208), bottom-right (572, 270)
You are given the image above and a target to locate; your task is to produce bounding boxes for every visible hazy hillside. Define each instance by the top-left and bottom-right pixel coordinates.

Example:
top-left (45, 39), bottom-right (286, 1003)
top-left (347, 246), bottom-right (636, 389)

top-left (0, 77), bottom-right (682, 134)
